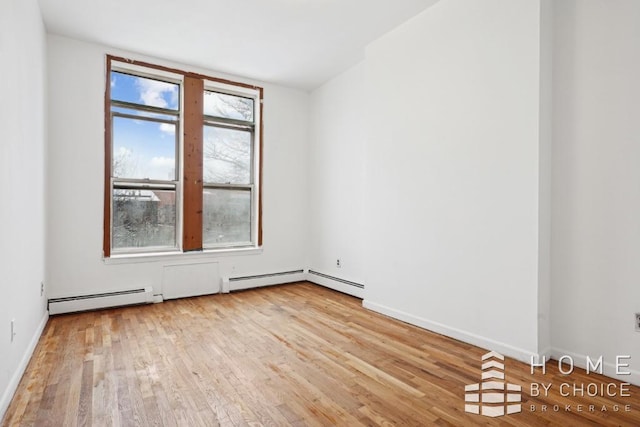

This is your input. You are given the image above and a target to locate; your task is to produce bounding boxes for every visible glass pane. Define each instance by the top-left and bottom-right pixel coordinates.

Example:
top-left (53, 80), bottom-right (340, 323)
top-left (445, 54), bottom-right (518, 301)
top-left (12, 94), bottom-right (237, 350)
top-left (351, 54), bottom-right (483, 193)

top-left (112, 189), bottom-right (176, 250)
top-left (113, 116), bottom-right (177, 180)
top-left (203, 125), bottom-right (251, 184)
top-left (203, 189), bottom-right (251, 246)
top-left (204, 91), bottom-right (254, 121)
top-left (110, 71), bottom-right (179, 110)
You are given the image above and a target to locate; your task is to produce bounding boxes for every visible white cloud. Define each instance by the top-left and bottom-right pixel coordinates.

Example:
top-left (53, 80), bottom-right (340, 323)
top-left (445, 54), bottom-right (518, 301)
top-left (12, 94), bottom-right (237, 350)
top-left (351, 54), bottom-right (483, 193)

top-left (136, 78), bottom-right (178, 109)
top-left (150, 157), bottom-right (175, 167)
top-left (147, 156), bottom-right (176, 180)
top-left (159, 123), bottom-right (175, 135)
top-left (111, 76), bottom-right (116, 88)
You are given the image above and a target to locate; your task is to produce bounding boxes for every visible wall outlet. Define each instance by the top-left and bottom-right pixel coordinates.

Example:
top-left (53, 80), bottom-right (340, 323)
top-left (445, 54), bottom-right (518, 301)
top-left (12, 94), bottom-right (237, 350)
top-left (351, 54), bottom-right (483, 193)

top-left (41, 281), bottom-right (45, 297)
top-left (10, 319), bottom-right (15, 343)
top-left (635, 313), bottom-right (640, 332)
top-left (336, 258), bottom-right (341, 268)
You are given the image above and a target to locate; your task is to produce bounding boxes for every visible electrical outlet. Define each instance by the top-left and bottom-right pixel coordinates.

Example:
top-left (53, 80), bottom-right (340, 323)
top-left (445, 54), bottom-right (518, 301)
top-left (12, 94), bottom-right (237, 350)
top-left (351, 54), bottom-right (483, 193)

top-left (635, 313), bottom-right (640, 332)
top-left (10, 319), bottom-right (15, 343)
top-left (40, 281), bottom-right (44, 297)
top-left (336, 258), bottom-right (341, 268)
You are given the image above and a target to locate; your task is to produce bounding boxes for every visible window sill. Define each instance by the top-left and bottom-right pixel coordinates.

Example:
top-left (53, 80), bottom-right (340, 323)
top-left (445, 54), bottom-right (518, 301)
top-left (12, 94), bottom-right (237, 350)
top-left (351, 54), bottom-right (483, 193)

top-left (103, 246), bottom-right (263, 265)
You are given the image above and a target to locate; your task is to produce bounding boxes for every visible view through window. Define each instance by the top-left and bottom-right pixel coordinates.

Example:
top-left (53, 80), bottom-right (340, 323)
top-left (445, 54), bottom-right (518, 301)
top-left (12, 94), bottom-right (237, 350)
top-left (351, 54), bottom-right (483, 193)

top-left (104, 57), bottom-right (262, 257)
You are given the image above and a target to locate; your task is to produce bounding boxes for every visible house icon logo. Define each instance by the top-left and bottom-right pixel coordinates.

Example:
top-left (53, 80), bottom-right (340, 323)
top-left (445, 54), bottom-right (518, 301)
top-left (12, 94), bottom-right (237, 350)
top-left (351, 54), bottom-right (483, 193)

top-left (464, 351), bottom-right (522, 417)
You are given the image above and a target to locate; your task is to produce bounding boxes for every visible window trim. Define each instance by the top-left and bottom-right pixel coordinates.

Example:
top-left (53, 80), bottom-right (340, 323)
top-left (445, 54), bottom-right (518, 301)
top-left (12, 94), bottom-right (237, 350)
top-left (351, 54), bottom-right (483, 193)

top-left (103, 54), bottom-right (264, 258)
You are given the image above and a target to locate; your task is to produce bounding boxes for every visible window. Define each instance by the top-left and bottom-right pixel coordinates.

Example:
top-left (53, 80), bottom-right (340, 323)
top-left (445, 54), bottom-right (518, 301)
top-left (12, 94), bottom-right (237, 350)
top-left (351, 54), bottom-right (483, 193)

top-left (104, 56), bottom-right (263, 257)
top-left (109, 71), bottom-right (180, 252)
top-left (202, 90), bottom-right (255, 247)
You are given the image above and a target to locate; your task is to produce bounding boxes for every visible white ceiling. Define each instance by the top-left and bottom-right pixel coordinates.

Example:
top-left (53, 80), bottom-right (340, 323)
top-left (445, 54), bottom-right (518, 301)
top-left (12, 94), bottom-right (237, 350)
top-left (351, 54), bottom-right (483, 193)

top-left (37, 0), bottom-right (439, 90)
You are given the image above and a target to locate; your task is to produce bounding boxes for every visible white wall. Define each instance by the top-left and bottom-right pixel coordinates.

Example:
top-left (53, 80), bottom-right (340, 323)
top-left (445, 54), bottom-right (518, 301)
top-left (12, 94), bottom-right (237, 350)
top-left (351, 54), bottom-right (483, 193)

top-left (308, 62), bottom-right (366, 287)
top-left (537, 0), bottom-right (553, 358)
top-left (551, 0), bottom-right (640, 378)
top-left (362, 0), bottom-right (544, 360)
top-left (0, 0), bottom-right (49, 418)
top-left (46, 35), bottom-right (309, 299)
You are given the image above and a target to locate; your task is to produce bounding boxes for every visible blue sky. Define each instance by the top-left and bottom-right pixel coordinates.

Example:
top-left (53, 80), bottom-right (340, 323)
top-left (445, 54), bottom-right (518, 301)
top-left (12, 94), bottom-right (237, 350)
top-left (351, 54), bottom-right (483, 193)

top-left (111, 71), bottom-right (178, 181)
top-left (111, 71), bottom-right (179, 110)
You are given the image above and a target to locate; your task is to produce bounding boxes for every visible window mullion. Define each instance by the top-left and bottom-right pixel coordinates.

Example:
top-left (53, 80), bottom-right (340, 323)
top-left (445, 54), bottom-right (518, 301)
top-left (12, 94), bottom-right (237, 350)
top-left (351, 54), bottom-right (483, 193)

top-left (113, 180), bottom-right (177, 191)
top-left (203, 183), bottom-right (252, 191)
top-left (111, 99), bottom-right (179, 117)
top-left (182, 76), bottom-right (204, 251)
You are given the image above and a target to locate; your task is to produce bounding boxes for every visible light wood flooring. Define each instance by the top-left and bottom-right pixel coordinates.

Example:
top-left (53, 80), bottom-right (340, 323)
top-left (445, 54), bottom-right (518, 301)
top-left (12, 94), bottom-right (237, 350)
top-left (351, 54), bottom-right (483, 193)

top-left (3, 282), bottom-right (640, 426)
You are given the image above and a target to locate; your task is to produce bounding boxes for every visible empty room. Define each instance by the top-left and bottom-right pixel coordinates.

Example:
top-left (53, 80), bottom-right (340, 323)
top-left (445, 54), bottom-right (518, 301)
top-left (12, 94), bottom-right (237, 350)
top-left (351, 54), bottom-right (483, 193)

top-left (1, 0), bottom-right (639, 425)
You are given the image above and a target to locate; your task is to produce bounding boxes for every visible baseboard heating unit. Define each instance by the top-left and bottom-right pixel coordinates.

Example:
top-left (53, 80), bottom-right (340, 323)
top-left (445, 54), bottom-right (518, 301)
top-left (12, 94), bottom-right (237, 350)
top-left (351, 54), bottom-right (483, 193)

top-left (48, 287), bottom-right (154, 315)
top-left (307, 270), bottom-right (364, 298)
top-left (223, 269), bottom-right (306, 292)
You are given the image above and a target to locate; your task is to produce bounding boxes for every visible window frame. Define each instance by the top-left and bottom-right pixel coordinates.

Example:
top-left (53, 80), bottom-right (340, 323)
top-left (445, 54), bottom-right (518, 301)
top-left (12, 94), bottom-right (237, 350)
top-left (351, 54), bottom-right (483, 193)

top-left (202, 80), bottom-right (261, 250)
top-left (109, 70), bottom-right (182, 254)
top-left (103, 55), bottom-right (264, 258)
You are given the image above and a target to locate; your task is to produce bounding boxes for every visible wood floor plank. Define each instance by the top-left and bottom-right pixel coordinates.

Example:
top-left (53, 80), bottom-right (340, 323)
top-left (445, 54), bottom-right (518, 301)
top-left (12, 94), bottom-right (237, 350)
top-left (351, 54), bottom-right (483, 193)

top-left (3, 282), bottom-right (640, 426)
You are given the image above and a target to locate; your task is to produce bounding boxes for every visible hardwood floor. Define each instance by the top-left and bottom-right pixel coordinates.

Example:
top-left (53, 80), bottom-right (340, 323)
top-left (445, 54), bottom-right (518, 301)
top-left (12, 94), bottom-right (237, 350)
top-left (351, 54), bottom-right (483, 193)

top-left (3, 282), bottom-right (639, 426)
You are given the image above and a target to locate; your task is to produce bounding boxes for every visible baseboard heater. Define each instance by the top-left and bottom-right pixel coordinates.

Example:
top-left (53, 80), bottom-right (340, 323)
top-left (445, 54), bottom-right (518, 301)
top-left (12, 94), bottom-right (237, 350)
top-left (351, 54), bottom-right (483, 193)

top-left (308, 270), bottom-right (364, 289)
top-left (307, 270), bottom-right (364, 298)
top-left (48, 287), bottom-right (154, 315)
top-left (224, 269), bottom-right (306, 292)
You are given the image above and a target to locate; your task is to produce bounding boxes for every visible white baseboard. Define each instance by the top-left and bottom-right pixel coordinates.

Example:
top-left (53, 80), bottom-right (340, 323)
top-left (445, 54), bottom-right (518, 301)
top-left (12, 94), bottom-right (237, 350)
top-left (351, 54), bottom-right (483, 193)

top-left (0, 311), bottom-right (49, 421)
top-left (362, 300), bottom-right (537, 364)
top-left (224, 270), bottom-right (307, 292)
top-left (550, 347), bottom-right (640, 387)
top-left (306, 270), bottom-right (364, 298)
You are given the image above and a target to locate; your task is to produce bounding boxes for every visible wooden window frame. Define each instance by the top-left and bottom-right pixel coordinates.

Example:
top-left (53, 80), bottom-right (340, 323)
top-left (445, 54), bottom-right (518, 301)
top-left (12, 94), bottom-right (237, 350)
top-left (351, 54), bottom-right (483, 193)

top-left (103, 55), bottom-right (264, 258)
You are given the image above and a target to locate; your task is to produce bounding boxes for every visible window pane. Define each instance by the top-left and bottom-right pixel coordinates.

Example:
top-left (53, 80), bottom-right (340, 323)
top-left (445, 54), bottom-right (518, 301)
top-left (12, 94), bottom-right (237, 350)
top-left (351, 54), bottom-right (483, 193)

top-left (113, 116), bottom-right (177, 180)
top-left (204, 91), bottom-right (254, 121)
top-left (112, 189), bottom-right (176, 250)
top-left (203, 126), bottom-right (251, 184)
top-left (203, 189), bottom-right (251, 245)
top-left (110, 71), bottom-right (179, 110)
